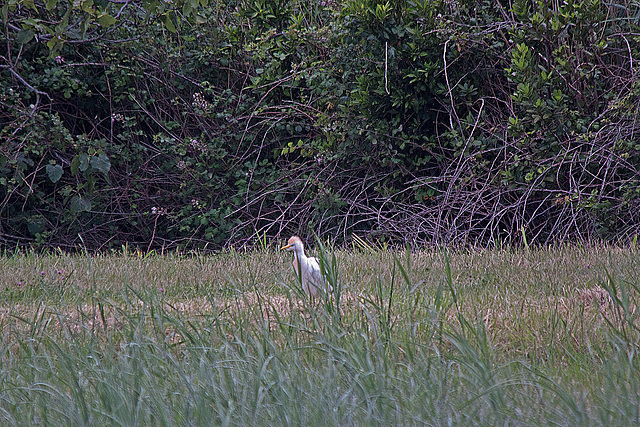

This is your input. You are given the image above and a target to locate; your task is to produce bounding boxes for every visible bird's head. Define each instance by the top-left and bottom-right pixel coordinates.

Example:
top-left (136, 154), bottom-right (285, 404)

top-left (281, 236), bottom-right (304, 253)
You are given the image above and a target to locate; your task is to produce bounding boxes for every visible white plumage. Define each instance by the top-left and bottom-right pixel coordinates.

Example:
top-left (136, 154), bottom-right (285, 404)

top-left (281, 236), bottom-right (332, 297)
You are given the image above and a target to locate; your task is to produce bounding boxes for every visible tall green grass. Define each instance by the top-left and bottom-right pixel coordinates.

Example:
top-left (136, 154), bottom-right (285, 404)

top-left (0, 245), bottom-right (639, 425)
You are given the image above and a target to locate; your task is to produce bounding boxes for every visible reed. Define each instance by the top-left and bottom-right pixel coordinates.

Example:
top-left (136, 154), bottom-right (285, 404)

top-left (0, 244), bottom-right (638, 425)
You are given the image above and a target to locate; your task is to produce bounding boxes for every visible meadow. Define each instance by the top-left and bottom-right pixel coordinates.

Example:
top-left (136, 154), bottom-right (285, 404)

top-left (0, 243), bottom-right (639, 425)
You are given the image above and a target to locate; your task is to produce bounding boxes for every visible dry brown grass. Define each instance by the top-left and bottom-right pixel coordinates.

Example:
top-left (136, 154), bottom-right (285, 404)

top-left (0, 244), bottom-right (638, 357)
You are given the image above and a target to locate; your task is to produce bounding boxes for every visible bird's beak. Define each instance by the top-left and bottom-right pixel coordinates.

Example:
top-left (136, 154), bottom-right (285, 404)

top-left (281, 243), bottom-right (293, 251)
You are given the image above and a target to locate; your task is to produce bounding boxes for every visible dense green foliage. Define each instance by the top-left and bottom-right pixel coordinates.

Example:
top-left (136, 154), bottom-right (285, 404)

top-left (2, 0), bottom-right (639, 250)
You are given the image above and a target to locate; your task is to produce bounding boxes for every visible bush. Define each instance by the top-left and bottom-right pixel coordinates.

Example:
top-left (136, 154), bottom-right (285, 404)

top-left (1, 0), bottom-right (639, 250)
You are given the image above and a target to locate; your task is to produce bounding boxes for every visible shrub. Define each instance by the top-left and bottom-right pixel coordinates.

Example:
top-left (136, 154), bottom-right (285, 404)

top-left (1, 0), bottom-right (639, 250)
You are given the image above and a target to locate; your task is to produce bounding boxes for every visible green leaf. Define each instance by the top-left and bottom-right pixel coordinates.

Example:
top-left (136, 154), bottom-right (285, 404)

top-left (70, 155), bottom-right (80, 175)
top-left (23, 0), bottom-right (37, 11)
top-left (45, 0), bottom-right (57, 10)
top-left (90, 153), bottom-right (111, 174)
top-left (70, 195), bottom-right (92, 213)
top-left (22, 18), bottom-right (38, 26)
top-left (16, 29), bottom-right (34, 45)
top-left (182, 0), bottom-right (192, 16)
top-left (86, 174), bottom-right (96, 192)
top-left (81, 15), bottom-right (91, 38)
top-left (81, 0), bottom-right (94, 13)
top-left (78, 153), bottom-right (90, 172)
top-left (97, 13), bottom-right (116, 28)
top-left (59, 3), bottom-right (71, 32)
top-left (163, 13), bottom-right (176, 32)
top-left (45, 164), bottom-right (63, 183)
top-left (46, 38), bottom-right (58, 51)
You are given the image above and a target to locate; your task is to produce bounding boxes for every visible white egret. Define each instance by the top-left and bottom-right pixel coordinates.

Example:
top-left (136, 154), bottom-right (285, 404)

top-left (281, 236), bottom-right (333, 297)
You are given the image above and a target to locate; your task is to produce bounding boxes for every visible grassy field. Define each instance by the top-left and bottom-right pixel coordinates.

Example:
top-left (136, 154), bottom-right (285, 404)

top-left (0, 244), bottom-right (639, 425)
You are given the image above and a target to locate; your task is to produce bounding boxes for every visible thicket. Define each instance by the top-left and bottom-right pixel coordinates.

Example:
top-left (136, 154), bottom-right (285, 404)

top-left (1, 0), bottom-right (639, 250)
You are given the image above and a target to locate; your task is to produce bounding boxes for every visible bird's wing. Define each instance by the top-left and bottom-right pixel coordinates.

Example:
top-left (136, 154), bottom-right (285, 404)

top-left (308, 257), bottom-right (332, 293)
top-left (305, 257), bottom-right (320, 281)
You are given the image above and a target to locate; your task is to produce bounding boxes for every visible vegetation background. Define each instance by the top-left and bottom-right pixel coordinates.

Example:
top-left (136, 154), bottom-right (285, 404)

top-left (3, 2), bottom-right (640, 424)
top-left (2, 0), bottom-right (640, 251)
top-left (0, 244), bottom-right (639, 425)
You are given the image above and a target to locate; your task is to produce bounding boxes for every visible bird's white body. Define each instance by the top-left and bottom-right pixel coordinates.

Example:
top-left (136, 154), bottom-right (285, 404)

top-left (281, 236), bottom-right (332, 297)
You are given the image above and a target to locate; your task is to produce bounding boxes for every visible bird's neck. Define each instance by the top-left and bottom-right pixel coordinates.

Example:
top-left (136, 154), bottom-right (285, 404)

top-left (293, 248), bottom-right (306, 262)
